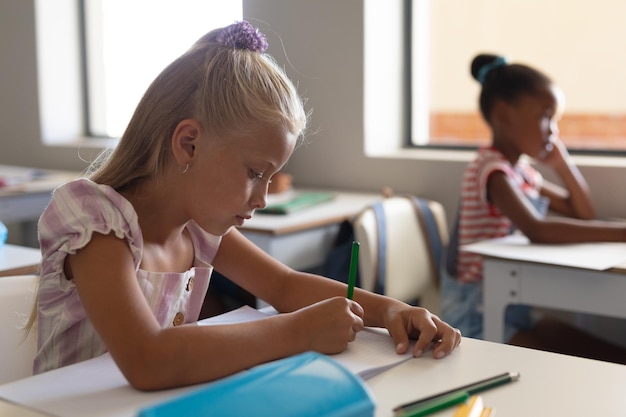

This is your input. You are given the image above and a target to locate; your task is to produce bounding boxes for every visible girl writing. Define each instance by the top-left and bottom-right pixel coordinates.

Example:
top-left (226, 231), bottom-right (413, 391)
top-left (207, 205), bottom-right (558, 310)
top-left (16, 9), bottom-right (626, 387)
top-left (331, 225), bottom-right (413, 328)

top-left (441, 53), bottom-right (626, 362)
top-left (33, 21), bottom-right (461, 390)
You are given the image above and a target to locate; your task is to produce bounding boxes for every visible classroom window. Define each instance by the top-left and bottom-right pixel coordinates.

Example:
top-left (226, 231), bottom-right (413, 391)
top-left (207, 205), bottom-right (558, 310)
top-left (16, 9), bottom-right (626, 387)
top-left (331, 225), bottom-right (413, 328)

top-left (410, 0), bottom-right (626, 154)
top-left (82, 0), bottom-right (242, 138)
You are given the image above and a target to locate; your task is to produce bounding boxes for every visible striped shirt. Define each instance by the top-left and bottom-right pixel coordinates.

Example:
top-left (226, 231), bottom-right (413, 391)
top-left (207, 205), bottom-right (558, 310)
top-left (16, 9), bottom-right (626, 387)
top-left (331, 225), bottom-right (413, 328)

top-left (34, 179), bottom-right (221, 374)
top-left (457, 147), bottom-right (543, 283)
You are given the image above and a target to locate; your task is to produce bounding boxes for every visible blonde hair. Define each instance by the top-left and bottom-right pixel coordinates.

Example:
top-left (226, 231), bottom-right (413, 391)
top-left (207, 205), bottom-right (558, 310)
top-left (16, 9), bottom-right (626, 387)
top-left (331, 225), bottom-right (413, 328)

top-left (89, 24), bottom-right (308, 191)
top-left (25, 24), bottom-right (307, 337)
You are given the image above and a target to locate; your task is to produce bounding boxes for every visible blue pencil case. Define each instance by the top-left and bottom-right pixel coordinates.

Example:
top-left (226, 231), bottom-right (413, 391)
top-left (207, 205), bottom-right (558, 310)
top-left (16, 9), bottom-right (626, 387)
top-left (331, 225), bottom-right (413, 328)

top-left (136, 352), bottom-right (375, 417)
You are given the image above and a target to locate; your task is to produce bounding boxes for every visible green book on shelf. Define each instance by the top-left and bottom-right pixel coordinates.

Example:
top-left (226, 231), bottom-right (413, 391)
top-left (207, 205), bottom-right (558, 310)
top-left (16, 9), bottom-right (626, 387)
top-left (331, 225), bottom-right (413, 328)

top-left (258, 192), bottom-right (335, 215)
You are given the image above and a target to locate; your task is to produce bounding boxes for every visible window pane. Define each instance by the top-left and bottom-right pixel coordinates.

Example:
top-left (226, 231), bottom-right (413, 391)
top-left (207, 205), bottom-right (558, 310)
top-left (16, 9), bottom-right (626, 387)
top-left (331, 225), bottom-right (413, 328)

top-left (412, 0), bottom-right (626, 152)
top-left (83, 0), bottom-right (242, 138)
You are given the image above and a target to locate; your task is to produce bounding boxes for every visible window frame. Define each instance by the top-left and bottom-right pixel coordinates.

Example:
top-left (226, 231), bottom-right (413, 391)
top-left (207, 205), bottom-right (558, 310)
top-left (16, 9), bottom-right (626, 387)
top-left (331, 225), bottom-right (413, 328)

top-left (78, 0), bottom-right (242, 139)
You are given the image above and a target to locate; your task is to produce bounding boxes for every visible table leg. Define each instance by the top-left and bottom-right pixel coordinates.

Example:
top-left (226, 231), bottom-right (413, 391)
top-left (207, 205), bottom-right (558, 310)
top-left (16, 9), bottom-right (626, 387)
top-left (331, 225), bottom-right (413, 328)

top-left (483, 259), bottom-right (521, 343)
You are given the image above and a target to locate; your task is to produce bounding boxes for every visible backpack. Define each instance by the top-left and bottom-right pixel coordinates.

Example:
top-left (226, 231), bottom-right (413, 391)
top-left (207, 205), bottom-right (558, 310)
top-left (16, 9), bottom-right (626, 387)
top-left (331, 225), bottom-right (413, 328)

top-left (323, 219), bottom-right (361, 286)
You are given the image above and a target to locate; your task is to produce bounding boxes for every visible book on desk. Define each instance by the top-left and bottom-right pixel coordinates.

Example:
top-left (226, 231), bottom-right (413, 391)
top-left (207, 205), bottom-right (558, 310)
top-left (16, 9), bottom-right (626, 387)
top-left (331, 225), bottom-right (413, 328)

top-left (258, 191), bottom-right (335, 215)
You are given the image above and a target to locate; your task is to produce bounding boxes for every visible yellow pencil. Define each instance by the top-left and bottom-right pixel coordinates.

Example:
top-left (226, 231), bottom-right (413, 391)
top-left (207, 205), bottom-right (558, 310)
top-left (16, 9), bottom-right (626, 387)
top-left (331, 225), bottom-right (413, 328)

top-left (453, 395), bottom-right (495, 417)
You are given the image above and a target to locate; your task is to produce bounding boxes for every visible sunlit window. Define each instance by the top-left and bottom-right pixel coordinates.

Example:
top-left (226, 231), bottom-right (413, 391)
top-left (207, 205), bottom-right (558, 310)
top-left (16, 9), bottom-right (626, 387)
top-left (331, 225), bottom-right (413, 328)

top-left (82, 0), bottom-right (242, 138)
top-left (410, 0), bottom-right (626, 153)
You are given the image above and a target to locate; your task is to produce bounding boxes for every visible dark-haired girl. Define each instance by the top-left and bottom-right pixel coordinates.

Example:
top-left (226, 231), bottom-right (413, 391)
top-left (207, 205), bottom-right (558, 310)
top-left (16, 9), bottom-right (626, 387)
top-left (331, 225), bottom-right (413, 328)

top-left (442, 54), bottom-right (626, 363)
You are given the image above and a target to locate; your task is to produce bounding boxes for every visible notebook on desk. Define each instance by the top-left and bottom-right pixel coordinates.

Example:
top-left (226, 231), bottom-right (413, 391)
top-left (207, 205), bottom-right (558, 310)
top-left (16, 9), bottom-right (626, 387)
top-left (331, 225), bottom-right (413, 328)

top-left (258, 191), bottom-right (335, 214)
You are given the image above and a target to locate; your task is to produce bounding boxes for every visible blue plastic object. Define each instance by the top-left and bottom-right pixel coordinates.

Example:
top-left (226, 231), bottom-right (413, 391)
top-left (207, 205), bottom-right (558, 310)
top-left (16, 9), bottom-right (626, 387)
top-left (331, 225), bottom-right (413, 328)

top-left (0, 221), bottom-right (7, 246)
top-left (137, 352), bottom-right (375, 417)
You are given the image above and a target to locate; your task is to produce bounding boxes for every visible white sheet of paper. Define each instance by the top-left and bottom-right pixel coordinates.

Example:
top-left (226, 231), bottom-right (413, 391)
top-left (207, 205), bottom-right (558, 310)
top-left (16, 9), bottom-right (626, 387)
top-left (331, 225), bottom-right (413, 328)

top-left (199, 306), bottom-right (414, 379)
top-left (332, 327), bottom-right (414, 379)
top-left (462, 234), bottom-right (626, 270)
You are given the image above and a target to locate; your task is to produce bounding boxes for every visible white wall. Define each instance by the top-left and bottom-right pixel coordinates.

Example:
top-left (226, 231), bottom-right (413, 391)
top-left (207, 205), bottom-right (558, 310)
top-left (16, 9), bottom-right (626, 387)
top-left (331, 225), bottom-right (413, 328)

top-left (1, 0), bottom-right (626, 228)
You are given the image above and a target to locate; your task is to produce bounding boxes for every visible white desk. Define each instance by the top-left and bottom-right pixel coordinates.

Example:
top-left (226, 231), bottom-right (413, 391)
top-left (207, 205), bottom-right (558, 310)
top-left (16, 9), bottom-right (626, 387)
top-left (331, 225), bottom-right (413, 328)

top-left (0, 244), bottom-right (41, 277)
top-left (464, 235), bottom-right (626, 343)
top-left (239, 189), bottom-right (381, 271)
top-left (1, 336), bottom-right (625, 416)
top-left (1, 165), bottom-right (79, 247)
top-left (0, 165), bottom-right (78, 224)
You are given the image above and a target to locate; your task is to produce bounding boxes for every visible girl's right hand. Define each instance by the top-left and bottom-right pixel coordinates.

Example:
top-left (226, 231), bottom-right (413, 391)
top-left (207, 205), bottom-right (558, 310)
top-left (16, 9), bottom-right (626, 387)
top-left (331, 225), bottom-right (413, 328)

top-left (539, 137), bottom-right (570, 167)
top-left (291, 296), bottom-right (365, 354)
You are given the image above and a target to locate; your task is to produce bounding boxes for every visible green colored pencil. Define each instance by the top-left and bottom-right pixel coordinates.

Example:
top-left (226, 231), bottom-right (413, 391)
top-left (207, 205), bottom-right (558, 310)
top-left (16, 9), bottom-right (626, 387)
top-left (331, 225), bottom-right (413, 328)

top-left (347, 241), bottom-right (359, 299)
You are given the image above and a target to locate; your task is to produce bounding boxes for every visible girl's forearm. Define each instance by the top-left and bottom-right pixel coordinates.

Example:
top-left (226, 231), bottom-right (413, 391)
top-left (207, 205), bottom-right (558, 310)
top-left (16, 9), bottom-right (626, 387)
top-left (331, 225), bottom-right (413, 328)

top-left (115, 315), bottom-right (302, 391)
top-left (527, 217), bottom-right (626, 244)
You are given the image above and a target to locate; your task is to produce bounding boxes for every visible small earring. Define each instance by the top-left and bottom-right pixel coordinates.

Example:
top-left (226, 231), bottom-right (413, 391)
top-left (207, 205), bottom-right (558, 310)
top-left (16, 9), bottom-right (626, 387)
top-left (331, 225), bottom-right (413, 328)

top-left (179, 163), bottom-right (189, 174)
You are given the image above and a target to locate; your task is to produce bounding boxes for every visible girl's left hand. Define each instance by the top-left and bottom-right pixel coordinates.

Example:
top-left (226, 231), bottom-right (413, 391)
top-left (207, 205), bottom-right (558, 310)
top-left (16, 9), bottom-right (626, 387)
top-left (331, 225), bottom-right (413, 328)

top-left (385, 306), bottom-right (462, 359)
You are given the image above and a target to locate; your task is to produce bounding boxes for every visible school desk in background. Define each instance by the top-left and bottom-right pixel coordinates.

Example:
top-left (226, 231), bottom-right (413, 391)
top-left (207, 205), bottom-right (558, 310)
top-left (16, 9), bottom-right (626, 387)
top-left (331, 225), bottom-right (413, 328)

top-left (463, 234), bottom-right (626, 343)
top-left (0, 165), bottom-right (79, 224)
top-left (238, 189), bottom-right (381, 273)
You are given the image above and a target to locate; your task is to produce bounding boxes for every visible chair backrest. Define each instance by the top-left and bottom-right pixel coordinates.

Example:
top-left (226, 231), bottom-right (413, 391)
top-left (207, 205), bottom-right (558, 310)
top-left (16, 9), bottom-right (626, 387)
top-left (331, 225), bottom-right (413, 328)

top-left (352, 196), bottom-right (447, 314)
top-left (0, 275), bottom-right (38, 384)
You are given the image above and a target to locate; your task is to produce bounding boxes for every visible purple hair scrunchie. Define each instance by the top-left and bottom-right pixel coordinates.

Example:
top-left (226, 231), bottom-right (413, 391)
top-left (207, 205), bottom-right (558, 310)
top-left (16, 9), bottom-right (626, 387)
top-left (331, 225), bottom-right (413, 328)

top-left (215, 21), bottom-right (268, 53)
